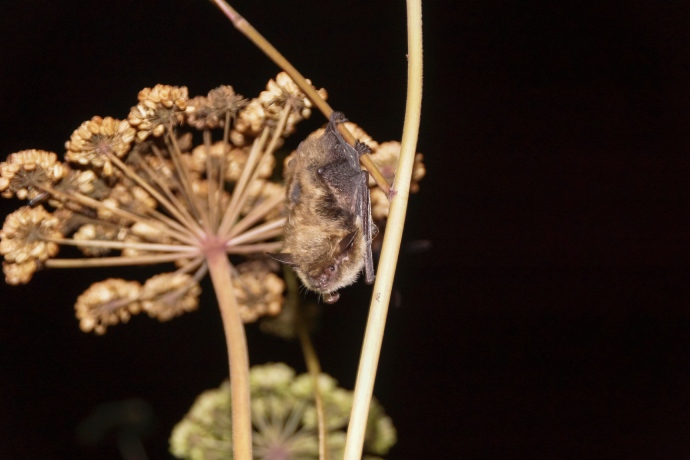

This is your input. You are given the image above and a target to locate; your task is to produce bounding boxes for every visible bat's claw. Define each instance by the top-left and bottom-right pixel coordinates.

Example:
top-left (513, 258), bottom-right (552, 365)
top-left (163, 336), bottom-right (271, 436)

top-left (354, 140), bottom-right (372, 155)
top-left (330, 111), bottom-right (348, 124)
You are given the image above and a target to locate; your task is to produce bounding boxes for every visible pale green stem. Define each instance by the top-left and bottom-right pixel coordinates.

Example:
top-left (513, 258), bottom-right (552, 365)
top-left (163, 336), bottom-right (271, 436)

top-left (343, 0), bottom-right (423, 458)
top-left (206, 248), bottom-right (252, 460)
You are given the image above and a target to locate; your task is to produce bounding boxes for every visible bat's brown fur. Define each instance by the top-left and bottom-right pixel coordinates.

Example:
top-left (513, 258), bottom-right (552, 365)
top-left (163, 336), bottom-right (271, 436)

top-left (268, 112), bottom-right (375, 302)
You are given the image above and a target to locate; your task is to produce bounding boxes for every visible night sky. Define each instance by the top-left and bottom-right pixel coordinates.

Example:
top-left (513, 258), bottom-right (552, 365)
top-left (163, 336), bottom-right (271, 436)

top-left (1, 1), bottom-right (689, 459)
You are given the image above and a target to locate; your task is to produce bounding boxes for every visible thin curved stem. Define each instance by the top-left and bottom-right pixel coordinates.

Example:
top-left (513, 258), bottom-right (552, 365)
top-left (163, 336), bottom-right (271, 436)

top-left (46, 238), bottom-right (199, 253)
top-left (165, 126), bottom-right (208, 231)
top-left (107, 152), bottom-right (205, 238)
top-left (208, 0), bottom-right (391, 196)
top-left (343, 0), bottom-right (423, 458)
top-left (45, 252), bottom-right (194, 268)
top-left (226, 193), bottom-right (285, 240)
top-left (221, 103), bottom-right (291, 239)
top-left (209, 0), bottom-right (331, 117)
top-left (226, 242), bottom-right (281, 255)
top-left (226, 217), bottom-right (285, 247)
top-left (40, 185), bottom-right (192, 244)
top-left (218, 128), bottom-right (270, 236)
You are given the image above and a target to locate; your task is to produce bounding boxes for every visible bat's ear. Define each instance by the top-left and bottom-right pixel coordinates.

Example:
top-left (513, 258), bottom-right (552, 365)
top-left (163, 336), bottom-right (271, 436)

top-left (266, 252), bottom-right (298, 266)
top-left (337, 230), bottom-right (358, 255)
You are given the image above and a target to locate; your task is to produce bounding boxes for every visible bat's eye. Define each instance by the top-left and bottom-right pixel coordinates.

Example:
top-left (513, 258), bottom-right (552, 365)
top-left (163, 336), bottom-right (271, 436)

top-left (329, 265), bottom-right (336, 272)
top-left (317, 167), bottom-right (324, 174)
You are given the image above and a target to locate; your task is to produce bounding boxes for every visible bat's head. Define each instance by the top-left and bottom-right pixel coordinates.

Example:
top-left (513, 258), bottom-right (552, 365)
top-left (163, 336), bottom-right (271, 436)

top-left (267, 229), bottom-right (365, 302)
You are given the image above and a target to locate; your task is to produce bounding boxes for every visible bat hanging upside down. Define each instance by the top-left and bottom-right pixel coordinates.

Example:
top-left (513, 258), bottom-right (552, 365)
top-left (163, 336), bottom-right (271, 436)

top-left (267, 111), bottom-right (376, 304)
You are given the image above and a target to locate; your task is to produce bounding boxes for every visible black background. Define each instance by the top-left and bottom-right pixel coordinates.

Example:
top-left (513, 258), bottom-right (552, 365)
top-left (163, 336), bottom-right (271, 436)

top-left (1, 1), bottom-right (690, 458)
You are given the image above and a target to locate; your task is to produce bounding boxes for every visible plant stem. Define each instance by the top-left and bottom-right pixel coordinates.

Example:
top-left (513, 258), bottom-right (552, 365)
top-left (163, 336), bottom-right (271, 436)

top-left (208, 0), bottom-right (392, 197)
top-left (226, 217), bottom-right (285, 247)
top-left (343, 0), bottom-right (423, 458)
top-left (286, 267), bottom-right (328, 460)
top-left (46, 238), bottom-right (199, 253)
top-left (226, 241), bottom-right (282, 255)
top-left (45, 252), bottom-right (196, 268)
top-left (298, 322), bottom-right (328, 460)
top-left (226, 192), bottom-right (285, 240)
top-left (223, 103), bottom-right (291, 239)
top-left (209, 0), bottom-right (330, 116)
top-left (206, 248), bottom-right (252, 460)
top-left (218, 128), bottom-right (270, 237)
top-left (107, 152), bottom-right (205, 238)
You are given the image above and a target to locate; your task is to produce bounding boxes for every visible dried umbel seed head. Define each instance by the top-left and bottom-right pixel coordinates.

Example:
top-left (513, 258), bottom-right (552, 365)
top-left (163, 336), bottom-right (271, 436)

top-left (234, 261), bottom-right (285, 323)
top-left (260, 72), bottom-right (310, 114)
top-left (0, 206), bottom-right (62, 284)
top-left (73, 223), bottom-right (125, 257)
top-left (368, 141), bottom-right (426, 192)
top-left (105, 183), bottom-right (157, 216)
top-left (0, 74), bottom-right (323, 334)
top-left (54, 169), bottom-right (100, 198)
top-left (140, 272), bottom-right (201, 321)
top-left (367, 141), bottom-right (427, 220)
top-left (258, 72), bottom-right (327, 136)
top-left (186, 85), bottom-right (248, 130)
top-left (75, 278), bottom-right (142, 335)
top-left (0, 149), bottom-right (67, 200)
top-left (128, 84), bottom-right (189, 141)
top-left (234, 99), bottom-right (267, 136)
top-left (2, 259), bottom-right (38, 285)
top-left (65, 116), bottom-right (136, 175)
top-left (370, 187), bottom-right (392, 222)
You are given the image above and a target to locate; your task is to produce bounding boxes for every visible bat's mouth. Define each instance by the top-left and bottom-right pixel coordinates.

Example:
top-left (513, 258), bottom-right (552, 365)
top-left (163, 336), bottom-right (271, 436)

top-left (323, 291), bottom-right (340, 304)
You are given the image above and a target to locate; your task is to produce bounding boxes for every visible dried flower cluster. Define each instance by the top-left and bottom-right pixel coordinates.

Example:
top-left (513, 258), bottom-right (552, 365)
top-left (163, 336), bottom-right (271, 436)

top-left (368, 140), bottom-right (426, 221)
top-left (1, 69), bottom-right (425, 337)
top-left (0, 73), bottom-right (324, 333)
top-left (169, 363), bottom-right (397, 460)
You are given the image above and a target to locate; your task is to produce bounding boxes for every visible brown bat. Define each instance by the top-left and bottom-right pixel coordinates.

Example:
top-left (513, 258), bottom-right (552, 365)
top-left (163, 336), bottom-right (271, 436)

top-left (267, 111), bottom-right (375, 303)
